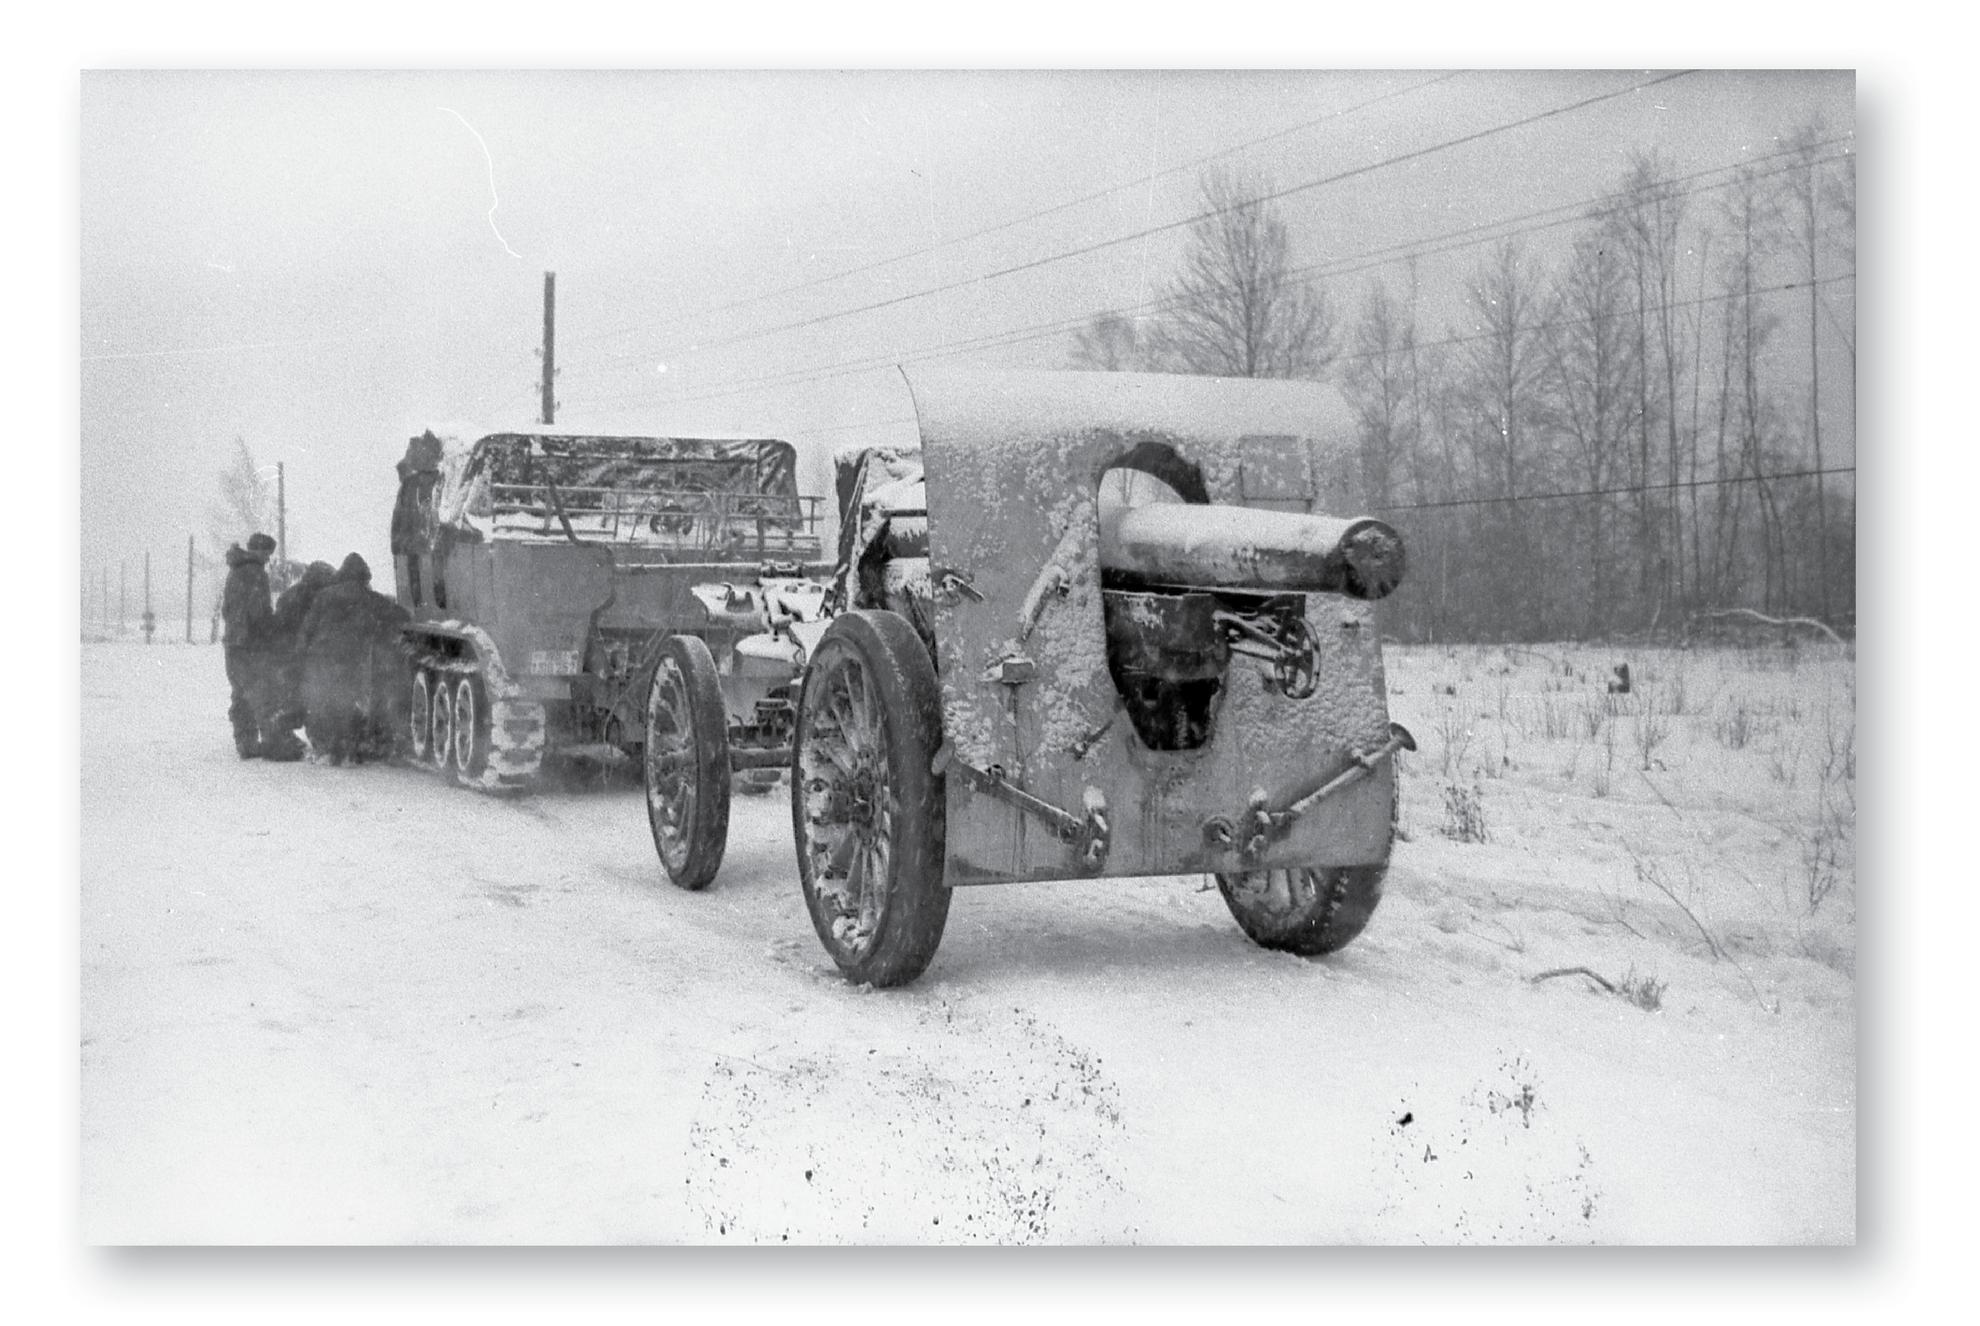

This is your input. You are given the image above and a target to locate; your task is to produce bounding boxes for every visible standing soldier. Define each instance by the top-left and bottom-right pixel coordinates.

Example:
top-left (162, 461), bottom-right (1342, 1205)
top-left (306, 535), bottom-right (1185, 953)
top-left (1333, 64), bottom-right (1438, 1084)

top-left (220, 532), bottom-right (301, 760)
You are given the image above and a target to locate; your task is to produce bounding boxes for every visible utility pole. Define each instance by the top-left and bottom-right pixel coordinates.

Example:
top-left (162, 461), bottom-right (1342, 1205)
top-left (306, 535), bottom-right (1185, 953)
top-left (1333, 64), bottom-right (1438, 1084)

top-left (277, 461), bottom-right (287, 583)
top-left (101, 565), bottom-right (109, 635)
top-left (186, 535), bottom-right (195, 643)
top-left (143, 550), bottom-right (155, 644)
top-left (540, 271), bottom-right (557, 426)
top-left (119, 560), bottom-right (127, 635)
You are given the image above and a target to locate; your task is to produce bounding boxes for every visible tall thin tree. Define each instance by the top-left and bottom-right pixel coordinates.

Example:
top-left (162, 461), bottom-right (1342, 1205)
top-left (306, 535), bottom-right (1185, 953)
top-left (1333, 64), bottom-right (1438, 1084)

top-left (1784, 122), bottom-right (1837, 622)
top-left (1613, 152), bottom-right (1691, 625)
top-left (1154, 167), bottom-right (1338, 380)
top-left (1457, 239), bottom-right (1549, 639)
top-left (1542, 232), bottom-right (1637, 636)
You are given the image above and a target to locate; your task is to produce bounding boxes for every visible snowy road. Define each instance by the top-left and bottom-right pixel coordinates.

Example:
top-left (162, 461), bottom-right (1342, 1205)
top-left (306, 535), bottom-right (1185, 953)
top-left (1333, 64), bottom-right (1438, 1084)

top-left (80, 640), bottom-right (1854, 1243)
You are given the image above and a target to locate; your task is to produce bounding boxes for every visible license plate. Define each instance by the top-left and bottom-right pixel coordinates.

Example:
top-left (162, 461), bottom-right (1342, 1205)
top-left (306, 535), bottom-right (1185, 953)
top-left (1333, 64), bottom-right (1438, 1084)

top-left (528, 649), bottom-right (582, 675)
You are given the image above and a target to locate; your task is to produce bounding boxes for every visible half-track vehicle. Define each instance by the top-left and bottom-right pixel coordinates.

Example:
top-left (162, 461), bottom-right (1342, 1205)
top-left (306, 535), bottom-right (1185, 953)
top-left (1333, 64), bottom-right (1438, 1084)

top-left (388, 425), bottom-right (830, 885)
top-left (645, 369), bottom-right (1413, 985)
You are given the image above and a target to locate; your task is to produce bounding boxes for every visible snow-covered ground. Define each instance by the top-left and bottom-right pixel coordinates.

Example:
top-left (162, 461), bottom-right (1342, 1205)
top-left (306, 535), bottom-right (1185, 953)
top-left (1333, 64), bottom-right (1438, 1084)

top-left (79, 637), bottom-right (1854, 1244)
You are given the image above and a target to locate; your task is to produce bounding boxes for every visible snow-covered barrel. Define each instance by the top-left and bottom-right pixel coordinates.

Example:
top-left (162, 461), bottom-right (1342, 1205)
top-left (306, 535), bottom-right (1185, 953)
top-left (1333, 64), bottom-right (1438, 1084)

top-left (1098, 502), bottom-right (1405, 600)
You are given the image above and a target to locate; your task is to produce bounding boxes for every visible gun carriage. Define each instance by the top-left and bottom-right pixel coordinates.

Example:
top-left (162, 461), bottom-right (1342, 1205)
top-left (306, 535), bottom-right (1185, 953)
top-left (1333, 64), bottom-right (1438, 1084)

top-left (644, 370), bottom-right (1413, 985)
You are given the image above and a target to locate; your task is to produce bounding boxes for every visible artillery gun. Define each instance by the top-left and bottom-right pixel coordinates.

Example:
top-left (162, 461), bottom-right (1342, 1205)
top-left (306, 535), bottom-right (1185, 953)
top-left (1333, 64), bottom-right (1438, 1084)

top-left (389, 425), bottom-right (830, 884)
top-left (649, 370), bottom-right (1413, 985)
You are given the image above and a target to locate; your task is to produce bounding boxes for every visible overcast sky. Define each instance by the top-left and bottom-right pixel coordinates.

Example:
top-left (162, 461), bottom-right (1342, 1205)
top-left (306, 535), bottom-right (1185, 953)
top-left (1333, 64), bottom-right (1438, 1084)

top-left (80, 69), bottom-right (1851, 614)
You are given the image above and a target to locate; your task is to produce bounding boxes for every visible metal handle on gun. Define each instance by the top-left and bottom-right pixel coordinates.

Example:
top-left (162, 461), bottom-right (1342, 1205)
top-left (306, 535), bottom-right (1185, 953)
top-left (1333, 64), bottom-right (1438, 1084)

top-left (1281, 721), bottom-right (1417, 821)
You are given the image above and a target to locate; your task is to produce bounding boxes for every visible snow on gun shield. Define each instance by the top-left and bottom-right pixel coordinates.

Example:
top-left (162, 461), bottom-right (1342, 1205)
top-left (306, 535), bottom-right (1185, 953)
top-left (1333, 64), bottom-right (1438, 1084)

top-left (788, 368), bottom-right (1412, 987)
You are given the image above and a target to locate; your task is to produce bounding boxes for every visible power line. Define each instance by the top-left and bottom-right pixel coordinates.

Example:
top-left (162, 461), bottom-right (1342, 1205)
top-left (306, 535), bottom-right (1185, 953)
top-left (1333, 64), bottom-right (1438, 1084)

top-left (81, 330), bottom-right (377, 364)
top-left (623, 71), bottom-right (1694, 366)
top-left (561, 73), bottom-right (1463, 354)
top-left (1370, 464), bottom-right (1857, 516)
top-left (1279, 146), bottom-right (1853, 295)
top-left (574, 141), bottom-right (1849, 415)
top-left (580, 267), bottom-right (1854, 421)
top-left (785, 415), bottom-right (920, 437)
top-left (597, 140), bottom-right (1842, 406)
top-left (1336, 274), bottom-right (1855, 368)
top-left (1033, 143), bottom-right (1855, 363)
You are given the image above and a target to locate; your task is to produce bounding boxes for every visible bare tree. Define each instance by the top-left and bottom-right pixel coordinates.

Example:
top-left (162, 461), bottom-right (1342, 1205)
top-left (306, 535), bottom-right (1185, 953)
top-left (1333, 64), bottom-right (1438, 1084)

top-left (1783, 121), bottom-right (1839, 622)
top-left (208, 437), bottom-right (277, 558)
top-left (1342, 280), bottom-right (1417, 511)
top-left (1456, 239), bottom-right (1551, 639)
top-left (1822, 151), bottom-right (1856, 370)
top-left (1611, 151), bottom-right (1691, 625)
top-left (1068, 312), bottom-right (1160, 372)
top-left (1152, 167), bottom-right (1338, 380)
top-left (1685, 225), bottom-right (1714, 609)
top-left (1541, 232), bottom-right (1637, 635)
top-left (1717, 163), bottom-right (1788, 613)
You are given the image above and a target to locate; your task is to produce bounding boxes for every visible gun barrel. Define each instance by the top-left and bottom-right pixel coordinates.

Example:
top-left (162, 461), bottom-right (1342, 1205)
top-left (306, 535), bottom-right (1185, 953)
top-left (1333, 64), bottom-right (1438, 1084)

top-left (1099, 502), bottom-right (1405, 600)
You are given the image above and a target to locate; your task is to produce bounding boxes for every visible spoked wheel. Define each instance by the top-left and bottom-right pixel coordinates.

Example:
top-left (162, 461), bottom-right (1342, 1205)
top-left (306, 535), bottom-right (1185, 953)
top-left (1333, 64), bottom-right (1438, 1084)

top-left (1214, 864), bottom-right (1388, 956)
top-left (452, 676), bottom-right (489, 778)
top-left (409, 669), bottom-right (433, 762)
top-left (428, 676), bottom-right (455, 777)
top-left (644, 635), bottom-right (731, 890)
top-left (792, 610), bottom-right (948, 987)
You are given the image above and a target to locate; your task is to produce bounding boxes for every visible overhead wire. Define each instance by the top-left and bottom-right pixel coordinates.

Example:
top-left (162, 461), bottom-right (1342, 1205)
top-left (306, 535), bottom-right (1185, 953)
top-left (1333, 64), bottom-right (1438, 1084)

top-left (81, 329), bottom-right (380, 364)
top-left (578, 270), bottom-right (1854, 422)
top-left (559, 72), bottom-right (1464, 354)
top-left (577, 141), bottom-right (1848, 411)
top-left (571, 144), bottom-right (1853, 417)
top-left (1369, 465), bottom-right (1857, 516)
top-left (608, 70), bottom-right (1696, 367)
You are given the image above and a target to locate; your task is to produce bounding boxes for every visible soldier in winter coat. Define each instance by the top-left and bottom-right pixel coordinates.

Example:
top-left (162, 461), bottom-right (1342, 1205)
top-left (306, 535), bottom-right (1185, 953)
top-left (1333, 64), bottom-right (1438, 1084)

top-left (220, 532), bottom-right (302, 761)
top-left (265, 560), bottom-right (335, 737)
top-left (302, 553), bottom-right (411, 763)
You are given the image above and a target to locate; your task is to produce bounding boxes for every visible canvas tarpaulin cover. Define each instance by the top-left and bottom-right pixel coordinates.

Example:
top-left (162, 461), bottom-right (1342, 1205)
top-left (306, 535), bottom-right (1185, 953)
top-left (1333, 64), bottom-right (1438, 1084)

top-left (393, 432), bottom-right (803, 551)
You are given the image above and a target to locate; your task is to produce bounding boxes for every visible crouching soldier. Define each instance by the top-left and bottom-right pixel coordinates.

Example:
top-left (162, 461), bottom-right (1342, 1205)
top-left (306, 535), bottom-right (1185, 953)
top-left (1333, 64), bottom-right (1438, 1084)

top-left (302, 553), bottom-right (410, 764)
top-left (221, 532), bottom-right (303, 761)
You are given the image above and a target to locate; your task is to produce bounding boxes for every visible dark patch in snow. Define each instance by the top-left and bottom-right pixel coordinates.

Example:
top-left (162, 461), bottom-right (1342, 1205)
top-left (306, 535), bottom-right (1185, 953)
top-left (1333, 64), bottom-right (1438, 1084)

top-left (1375, 1057), bottom-right (1600, 1243)
top-left (683, 1003), bottom-right (1130, 1243)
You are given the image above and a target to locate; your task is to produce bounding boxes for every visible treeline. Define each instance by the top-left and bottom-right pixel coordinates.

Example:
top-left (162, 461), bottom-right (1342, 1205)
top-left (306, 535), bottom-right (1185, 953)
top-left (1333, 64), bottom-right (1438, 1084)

top-left (1069, 128), bottom-right (1856, 643)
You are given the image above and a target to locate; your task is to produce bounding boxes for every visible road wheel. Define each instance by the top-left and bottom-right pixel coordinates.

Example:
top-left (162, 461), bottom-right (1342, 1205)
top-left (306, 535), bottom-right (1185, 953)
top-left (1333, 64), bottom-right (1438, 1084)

top-left (792, 610), bottom-right (948, 987)
top-left (452, 675), bottom-right (489, 778)
top-left (645, 635), bottom-right (731, 890)
top-left (409, 669), bottom-right (433, 762)
top-left (428, 676), bottom-right (455, 776)
top-left (1214, 865), bottom-right (1388, 956)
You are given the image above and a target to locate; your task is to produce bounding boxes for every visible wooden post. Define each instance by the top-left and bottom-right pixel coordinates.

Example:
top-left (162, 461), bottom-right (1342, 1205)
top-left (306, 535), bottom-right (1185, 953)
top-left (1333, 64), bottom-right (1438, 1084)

top-left (541, 271), bottom-right (556, 426)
